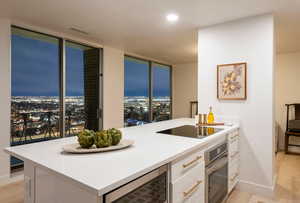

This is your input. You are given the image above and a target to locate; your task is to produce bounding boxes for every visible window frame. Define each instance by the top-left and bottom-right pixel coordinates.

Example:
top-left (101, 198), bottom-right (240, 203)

top-left (124, 55), bottom-right (173, 124)
top-left (11, 25), bottom-right (103, 139)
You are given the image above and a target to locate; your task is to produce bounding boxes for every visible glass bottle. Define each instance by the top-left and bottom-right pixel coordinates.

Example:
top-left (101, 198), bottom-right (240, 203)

top-left (207, 106), bottom-right (214, 124)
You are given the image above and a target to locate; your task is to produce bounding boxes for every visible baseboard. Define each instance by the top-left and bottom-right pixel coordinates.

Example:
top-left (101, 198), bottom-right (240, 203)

top-left (0, 174), bottom-right (24, 186)
top-left (236, 178), bottom-right (276, 198)
top-left (272, 173), bottom-right (278, 193)
top-left (0, 174), bottom-right (10, 182)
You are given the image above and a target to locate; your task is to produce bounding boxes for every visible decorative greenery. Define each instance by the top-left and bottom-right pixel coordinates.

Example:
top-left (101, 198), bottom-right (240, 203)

top-left (77, 129), bottom-right (95, 149)
top-left (107, 128), bottom-right (122, 145)
top-left (77, 128), bottom-right (123, 148)
top-left (94, 130), bottom-right (113, 148)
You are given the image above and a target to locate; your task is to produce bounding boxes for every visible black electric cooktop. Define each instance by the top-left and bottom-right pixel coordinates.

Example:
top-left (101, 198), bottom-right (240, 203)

top-left (157, 125), bottom-right (223, 139)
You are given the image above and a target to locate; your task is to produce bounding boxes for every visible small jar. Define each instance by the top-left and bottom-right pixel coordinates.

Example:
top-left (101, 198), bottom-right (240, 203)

top-left (203, 114), bottom-right (207, 124)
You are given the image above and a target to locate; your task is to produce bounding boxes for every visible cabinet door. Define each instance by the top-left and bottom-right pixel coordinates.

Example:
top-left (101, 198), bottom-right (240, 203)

top-left (171, 163), bottom-right (205, 203)
top-left (229, 140), bottom-right (239, 162)
top-left (228, 130), bottom-right (239, 160)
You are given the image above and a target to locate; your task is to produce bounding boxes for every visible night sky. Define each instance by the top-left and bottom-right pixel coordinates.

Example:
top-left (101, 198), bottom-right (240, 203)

top-left (124, 59), bottom-right (171, 97)
top-left (12, 34), bottom-right (85, 96)
top-left (12, 34), bottom-right (60, 96)
top-left (12, 34), bottom-right (170, 97)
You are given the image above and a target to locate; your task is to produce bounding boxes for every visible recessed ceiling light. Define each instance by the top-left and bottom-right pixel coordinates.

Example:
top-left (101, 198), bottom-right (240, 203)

top-left (166, 13), bottom-right (179, 23)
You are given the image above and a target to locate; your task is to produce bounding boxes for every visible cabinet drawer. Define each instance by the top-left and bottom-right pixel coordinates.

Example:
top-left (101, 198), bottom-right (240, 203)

top-left (229, 140), bottom-right (238, 155)
top-left (229, 137), bottom-right (239, 158)
top-left (228, 132), bottom-right (239, 156)
top-left (171, 163), bottom-right (205, 203)
top-left (171, 150), bottom-right (204, 182)
top-left (229, 151), bottom-right (239, 163)
top-left (228, 130), bottom-right (239, 140)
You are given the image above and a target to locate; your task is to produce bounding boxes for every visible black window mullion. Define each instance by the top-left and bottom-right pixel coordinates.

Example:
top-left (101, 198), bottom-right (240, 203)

top-left (149, 61), bottom-right (153, 122)
top-left (169, 65), bottom-right (173, 119)
top-left (59, 39), bottom-right (66, 138)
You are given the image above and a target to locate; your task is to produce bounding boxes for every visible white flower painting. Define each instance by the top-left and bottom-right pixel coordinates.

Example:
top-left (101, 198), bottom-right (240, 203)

top-left (217, 63), bottom-right (247, 100)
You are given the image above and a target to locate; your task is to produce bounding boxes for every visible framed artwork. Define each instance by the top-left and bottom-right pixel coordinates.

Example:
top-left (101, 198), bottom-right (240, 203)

top-left (217, 62), bottom-right (247, 100)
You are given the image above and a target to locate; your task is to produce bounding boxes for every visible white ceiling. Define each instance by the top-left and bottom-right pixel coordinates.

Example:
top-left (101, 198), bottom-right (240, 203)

top-left (1, 0), bottom-right (300, 64)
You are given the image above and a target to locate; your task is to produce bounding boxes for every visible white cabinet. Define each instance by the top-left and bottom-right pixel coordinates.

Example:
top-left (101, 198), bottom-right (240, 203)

top-left (228, 160), bottom-right (239, 193)
top-left (171, 150), bottom-right (204, 182)
top-left (228, 129), bottom-right (240, 194)
top-left (171, 164), bottom-right (205, 203)
top-left (170, 150), bottom-right (205, 203)
top-left (23, 160), bottom-right (101, 203)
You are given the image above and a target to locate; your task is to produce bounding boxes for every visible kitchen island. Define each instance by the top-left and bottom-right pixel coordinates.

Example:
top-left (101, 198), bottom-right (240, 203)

top-left (5, 118), bottom-right (239, 203)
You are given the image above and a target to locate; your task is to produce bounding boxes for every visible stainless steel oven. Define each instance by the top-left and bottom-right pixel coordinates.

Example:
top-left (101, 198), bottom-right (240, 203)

top-left (104, 165), bottom-right (168, 203)
top-left (205, 141), bottom-right (228, 203)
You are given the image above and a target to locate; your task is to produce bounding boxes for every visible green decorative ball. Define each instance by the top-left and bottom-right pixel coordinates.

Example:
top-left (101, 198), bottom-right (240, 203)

top-left (77, 129), bottom-right (95, 149)
top-left (107, 128), bottom-right (122, 145)
top-left (94, 130), bottom-right (112, 148)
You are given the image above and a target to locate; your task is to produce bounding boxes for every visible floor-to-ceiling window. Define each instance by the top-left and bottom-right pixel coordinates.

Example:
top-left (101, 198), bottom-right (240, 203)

top-left (11, 27), bottom-right (61, 168)
top-left (152, 63), bottom-right (171, 122)
top-left (124, 57), bottom-right (150, 126)
top-left (124, 56), bottom-right (172, 127)
top-left (11, 27), bottom-right (102, 169)
top-left (65, 41), bottom-right (100, 136)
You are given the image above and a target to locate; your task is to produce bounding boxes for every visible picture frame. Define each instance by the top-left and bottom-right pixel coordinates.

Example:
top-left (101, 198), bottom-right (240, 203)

top-left (217, 62), bottom-right (247, 100)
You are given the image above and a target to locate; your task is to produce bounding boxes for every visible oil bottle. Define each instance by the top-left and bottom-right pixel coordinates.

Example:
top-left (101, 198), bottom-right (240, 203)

top-left (207, 106), bottom-right (214, 124)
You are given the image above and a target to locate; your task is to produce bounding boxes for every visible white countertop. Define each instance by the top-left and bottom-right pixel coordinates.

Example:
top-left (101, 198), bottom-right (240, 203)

top-left (5, 118), bottom-right (239, 196)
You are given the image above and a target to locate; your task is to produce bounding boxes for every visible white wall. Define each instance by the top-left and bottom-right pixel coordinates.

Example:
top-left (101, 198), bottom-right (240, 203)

top-left (103, 47), bottom-right (124, 129)
top-left (0, 19), bottom-right (11, 180)
top-left (198, 15), bottom-right (275, 193)
top-left (172, 63), bottom-right (197, 118)
top-left (276, 52), bottom-right (300, 150)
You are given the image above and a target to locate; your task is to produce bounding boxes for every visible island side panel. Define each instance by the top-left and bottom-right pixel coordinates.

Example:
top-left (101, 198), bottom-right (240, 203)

top-left (24, 161), bottom-right (35, 203)
top-left (34, 166), bottom-right (101, 203)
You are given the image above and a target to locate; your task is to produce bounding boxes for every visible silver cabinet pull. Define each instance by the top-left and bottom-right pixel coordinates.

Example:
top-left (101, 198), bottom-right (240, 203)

top-left (183, 180), bottom-right (202, 197)
top-left (230, 173), bottom-right (239, 182)
top-left (230, 151), bottom-right (239, 159)
top-left (182, 156), bottom-right (202, 168)
top-left (231, 134), bottom-right (239, 140)
top-left (230, 136), bottom-right (239, 144)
